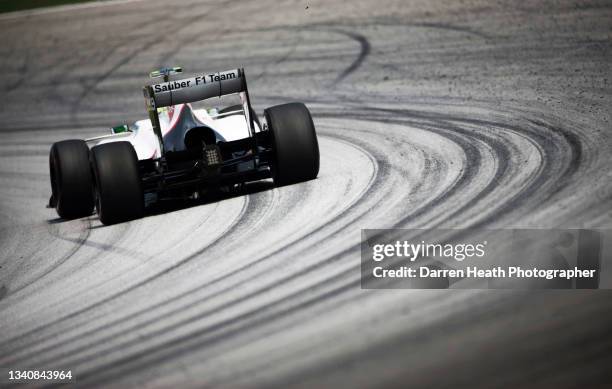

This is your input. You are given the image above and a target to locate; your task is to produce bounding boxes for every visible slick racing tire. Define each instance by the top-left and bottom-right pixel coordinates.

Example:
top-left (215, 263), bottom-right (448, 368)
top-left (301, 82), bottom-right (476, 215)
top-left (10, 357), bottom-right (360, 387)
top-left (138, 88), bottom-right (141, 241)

top-left (49, 139), bottom-right (95, 219)
top-left (91, 142), bottom-right (144, 225)
top-left (264, 102), bottom-right (320, 186)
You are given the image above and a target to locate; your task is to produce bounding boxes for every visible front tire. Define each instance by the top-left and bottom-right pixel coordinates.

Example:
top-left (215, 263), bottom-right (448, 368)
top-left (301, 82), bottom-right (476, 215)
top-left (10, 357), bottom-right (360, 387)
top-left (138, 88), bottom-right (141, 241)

top-left (91, 142), bottom-right (144, 225)
top-left (49, 139), bottom-right (95, 219)
top-left (264, 102), bottom-right (319, 186)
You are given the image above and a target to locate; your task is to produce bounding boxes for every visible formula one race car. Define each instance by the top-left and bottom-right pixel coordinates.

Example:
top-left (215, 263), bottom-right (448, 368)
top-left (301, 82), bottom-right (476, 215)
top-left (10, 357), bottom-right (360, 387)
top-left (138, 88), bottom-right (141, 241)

top-left (48, 67), bottom-right (319, 225)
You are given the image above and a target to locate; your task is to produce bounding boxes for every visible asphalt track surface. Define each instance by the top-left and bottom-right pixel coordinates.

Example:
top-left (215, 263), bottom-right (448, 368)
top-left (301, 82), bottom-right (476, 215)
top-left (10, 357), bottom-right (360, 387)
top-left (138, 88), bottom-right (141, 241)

top-left (1, 0), bottom-right (612, 387)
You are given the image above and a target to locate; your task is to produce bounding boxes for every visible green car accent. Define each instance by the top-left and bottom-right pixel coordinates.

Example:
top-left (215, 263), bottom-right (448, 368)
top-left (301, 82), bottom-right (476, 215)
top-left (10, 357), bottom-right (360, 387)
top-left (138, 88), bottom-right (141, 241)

top-left (111, 124), bottom-right (130, 134)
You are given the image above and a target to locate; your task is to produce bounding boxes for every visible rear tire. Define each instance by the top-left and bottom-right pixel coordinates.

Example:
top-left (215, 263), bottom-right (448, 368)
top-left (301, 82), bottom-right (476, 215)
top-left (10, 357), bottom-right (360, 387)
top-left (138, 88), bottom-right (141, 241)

top-left (91, 142), bottom-right (144, 225)
top-left (49, 139), bottom-right (94, 219)
top-left (264, 102), bottom-right (319, 186)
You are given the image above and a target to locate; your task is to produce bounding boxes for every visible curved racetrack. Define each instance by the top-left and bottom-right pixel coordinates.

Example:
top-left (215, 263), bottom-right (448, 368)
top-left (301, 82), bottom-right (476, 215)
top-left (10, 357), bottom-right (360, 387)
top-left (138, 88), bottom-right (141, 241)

top-left (1, 0), bottom-right (612, 387)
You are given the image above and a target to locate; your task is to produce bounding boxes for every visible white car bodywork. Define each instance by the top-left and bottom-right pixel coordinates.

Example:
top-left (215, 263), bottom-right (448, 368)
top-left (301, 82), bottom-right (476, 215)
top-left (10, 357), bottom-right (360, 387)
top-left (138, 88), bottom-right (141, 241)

top-left (87, 103), bottom-right (259, 159)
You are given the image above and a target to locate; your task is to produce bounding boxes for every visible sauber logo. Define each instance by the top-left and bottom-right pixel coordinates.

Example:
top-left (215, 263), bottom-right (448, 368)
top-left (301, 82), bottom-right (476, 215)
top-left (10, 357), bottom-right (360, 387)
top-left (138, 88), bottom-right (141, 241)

top-left (153, 70), bottom-right (238, 93)
top-left (154, 79), bottom-right (192, 93)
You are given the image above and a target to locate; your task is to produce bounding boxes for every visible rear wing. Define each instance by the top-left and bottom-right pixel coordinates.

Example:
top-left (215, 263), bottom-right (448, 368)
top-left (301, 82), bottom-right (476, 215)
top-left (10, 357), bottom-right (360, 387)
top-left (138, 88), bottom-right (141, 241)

top-left (144, 68), bottom-right (245, 109)
top-left (142, 67), bottom-right (256, 157)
